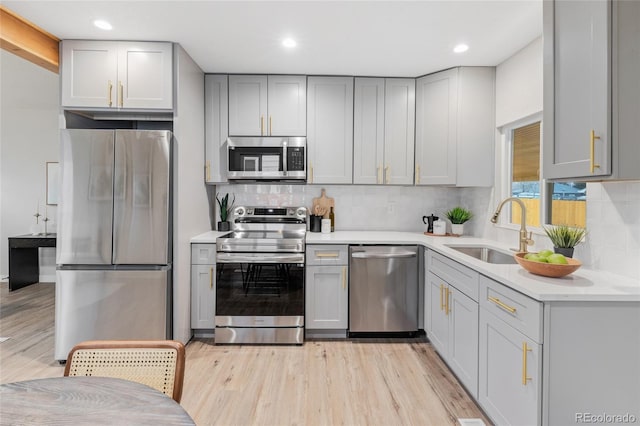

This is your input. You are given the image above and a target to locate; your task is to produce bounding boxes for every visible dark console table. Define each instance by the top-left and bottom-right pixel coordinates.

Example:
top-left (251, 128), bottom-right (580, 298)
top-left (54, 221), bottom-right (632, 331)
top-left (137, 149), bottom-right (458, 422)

top-left (8, 234), bottom-right (56, 291)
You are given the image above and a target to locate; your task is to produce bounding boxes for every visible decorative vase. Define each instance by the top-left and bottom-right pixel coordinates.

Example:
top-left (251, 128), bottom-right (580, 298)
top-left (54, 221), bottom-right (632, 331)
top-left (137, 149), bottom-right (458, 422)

top-left (217, 221), bottom-right (230, 231)
top-left (451, 223), bottom-right (464, 236)
top-left (554, 246), bottom-right (574, 258)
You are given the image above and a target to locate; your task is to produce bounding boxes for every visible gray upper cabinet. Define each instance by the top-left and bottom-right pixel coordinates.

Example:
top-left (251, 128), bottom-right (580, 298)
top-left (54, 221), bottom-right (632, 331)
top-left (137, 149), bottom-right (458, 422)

top-left (61, 40), bottom-right (173, 110)
top-left (204, 75), bottom-right (228, 184)
top-left (353, 78), bottom-right (385, 184)
top-left (415, 67), bottom-right (495, 187)
top-left (543, 0), bottom-right (640, 181)
top-left (353, 78), bottom-right (415, 185)
top-left (307, 76), bottom-right (354, 184)
top-left (228, 75), bottom-right (306, 136)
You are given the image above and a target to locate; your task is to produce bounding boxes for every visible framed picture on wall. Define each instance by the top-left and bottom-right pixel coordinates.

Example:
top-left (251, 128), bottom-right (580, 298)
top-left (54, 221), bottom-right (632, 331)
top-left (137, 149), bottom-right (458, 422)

top-left (46, 162), bottom-right (59, 205)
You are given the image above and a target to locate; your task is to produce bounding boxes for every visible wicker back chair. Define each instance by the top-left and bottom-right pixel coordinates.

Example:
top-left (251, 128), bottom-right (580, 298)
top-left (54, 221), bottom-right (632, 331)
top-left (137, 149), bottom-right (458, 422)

top-left (64, 340), bottom-right (186, 403)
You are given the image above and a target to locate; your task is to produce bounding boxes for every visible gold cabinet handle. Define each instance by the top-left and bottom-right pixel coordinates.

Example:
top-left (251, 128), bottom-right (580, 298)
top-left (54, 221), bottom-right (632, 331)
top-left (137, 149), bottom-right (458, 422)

top-left (206, 161), bottom-right (211, 181)
top-left (209, 267), bottom-right (213, 289)
top-left (488, 296), bottom-right (517, 314)
top-left (118, 81), bottom-right (124, 108)
top-left (440, 284), bottom-right (445, 311)
top-left (342, 266), bottom-right (347, 290)
top-left (376, 164), bottom-right (382, 184)
top-left (444, 287), bottom-right (450, 316)
top-left (316, 252), bottom-right (339, 258)
top-left (590, 130), bottom-right (601, 174)
top-left (269, 115), bottom-right (273, 136)
top-left (385, 165), bottom-right (390, 184)
top-left (522, 342), bottom-right (532, 385)
top-left (260, 115), bottom-right (264, 136)
top-left (108, 80), bottom-right (113, 107)
top-left (415, 164), bottom-right (420, 184)
top-left (309, 163), bottom-right (314, 183)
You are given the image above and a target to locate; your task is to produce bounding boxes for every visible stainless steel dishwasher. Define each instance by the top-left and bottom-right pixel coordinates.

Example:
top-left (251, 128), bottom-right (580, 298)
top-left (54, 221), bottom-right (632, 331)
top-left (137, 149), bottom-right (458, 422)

top-left (349, 245), bottom-right (418, 335)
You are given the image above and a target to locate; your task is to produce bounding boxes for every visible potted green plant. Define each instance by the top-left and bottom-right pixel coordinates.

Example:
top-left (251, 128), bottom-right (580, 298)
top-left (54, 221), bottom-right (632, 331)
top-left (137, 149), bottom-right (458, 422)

top-left (445, 206), bottom-right (473, 235)
top-left (543, 224), bottom-right (586, 258)
top-left (215, 193), bottom-right (235, 231)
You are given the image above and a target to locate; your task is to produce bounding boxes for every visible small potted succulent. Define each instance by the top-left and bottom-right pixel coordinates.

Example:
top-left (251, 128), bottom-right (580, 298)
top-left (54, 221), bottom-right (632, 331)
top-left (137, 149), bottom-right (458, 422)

top-left (445, 206), bottom-right (473, 236)
top-left (543, 224), bottom-right (586, 258)
top-left (215, 192), bottom-right (235, 232)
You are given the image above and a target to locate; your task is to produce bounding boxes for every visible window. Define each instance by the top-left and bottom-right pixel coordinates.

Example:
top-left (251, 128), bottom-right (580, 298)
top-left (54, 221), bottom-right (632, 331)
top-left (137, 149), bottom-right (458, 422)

top-left (504, 119), bottom-right (586, 229)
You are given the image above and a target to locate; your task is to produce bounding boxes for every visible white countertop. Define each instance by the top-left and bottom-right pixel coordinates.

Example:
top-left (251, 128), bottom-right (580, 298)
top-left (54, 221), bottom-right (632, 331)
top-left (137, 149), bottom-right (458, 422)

top-left (191, 230), bottom-right (640, 302)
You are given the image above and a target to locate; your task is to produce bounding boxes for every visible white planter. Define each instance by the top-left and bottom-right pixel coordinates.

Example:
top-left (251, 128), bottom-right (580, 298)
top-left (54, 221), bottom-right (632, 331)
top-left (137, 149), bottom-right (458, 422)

top-left (451, 224), bottom-right (464, 236)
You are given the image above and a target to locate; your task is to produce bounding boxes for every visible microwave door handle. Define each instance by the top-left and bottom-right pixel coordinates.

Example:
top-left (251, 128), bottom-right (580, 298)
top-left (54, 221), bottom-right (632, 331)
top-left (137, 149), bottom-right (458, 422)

top-left (282, 141), bottom-right (288, 175)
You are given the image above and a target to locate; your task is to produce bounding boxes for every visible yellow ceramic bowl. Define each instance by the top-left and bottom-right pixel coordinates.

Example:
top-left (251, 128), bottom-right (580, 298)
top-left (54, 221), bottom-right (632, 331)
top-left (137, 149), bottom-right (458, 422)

top-left (514, 252), bottom-right (582, 278)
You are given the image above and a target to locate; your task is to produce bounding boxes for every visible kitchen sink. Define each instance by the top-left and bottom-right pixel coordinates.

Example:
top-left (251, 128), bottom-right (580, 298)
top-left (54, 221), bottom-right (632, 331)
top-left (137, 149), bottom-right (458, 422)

top-left (445, 245), bottom-right (517, 265)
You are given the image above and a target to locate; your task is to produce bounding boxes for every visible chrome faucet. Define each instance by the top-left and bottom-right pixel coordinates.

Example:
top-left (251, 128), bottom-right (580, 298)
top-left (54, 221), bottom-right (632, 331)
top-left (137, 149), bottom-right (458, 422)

top-left (491, 197), bottom-right (534, 253)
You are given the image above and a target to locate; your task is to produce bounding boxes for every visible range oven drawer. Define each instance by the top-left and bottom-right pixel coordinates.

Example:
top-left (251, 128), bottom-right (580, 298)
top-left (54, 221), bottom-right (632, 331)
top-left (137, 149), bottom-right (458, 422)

top-left (215, 326), bottom-right (303, 345)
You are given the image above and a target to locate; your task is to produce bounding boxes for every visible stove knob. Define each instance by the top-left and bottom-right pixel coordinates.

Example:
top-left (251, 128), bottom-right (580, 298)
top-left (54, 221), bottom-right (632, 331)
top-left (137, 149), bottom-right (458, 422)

top-left (296, 207), bottom-right (306, 217)
top-left (236, 207), bottom-right (245, 216)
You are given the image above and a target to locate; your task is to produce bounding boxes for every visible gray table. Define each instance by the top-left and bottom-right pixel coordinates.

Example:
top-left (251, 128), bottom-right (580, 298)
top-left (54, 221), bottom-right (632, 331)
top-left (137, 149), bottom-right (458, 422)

top-left (0, 376), bottom-right (195, 425)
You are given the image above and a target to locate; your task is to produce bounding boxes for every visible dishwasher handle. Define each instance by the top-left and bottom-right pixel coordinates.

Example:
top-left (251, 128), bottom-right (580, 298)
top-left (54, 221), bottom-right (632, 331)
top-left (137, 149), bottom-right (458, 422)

top-left (351, 251), bottom-right (417, 259)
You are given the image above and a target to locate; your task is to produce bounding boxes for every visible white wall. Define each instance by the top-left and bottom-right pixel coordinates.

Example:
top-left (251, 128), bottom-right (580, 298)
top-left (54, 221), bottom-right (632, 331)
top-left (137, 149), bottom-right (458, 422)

top-left (495, 37), bottom-right (543, 128)
top-left (0, 51), bottom-right (59, 281)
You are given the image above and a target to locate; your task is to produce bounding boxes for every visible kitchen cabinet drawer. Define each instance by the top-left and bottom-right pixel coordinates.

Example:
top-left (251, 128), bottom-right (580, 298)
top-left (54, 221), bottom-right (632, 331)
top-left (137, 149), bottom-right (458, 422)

top-left (479, 275), bottom-right (542, 343)
top-left (191, 244), bottom-right (216, 265)
top-left (427, 250), bottom-right (479, 301)
top-left (306, 245), bottom-right (348, 266)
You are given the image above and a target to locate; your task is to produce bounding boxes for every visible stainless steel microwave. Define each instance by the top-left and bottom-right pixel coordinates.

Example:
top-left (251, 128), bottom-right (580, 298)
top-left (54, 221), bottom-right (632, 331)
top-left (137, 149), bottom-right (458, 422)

top-left (227, 137), bottom-right (306, 182)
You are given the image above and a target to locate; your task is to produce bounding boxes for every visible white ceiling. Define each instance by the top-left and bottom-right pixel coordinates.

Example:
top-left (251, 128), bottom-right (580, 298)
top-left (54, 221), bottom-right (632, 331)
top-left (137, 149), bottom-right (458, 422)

top-left (4, 0), bottom-right (542, 76)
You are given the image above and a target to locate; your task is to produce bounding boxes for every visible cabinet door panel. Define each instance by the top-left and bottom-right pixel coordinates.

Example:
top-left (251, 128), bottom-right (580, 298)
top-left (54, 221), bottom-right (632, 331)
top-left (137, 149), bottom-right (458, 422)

top-left (305, 265), bottom-right (348, 329)
top-left (229, 75), bottom-right (268, 136)
top-left (479, 309), bottom-right (541, 426)
top-left (415, 69), bottom-right (458, 185)
top-left (61, 41), bottom-right (118, 108)
top-left (191, 265), bottom-right (216, 329)
top-left (307, 77), bottom-right (354, 184)
top-left (384, 79), bottom-right (415, 185)
top-left (449, 288), bottom-right (479, 398)
top-left (118, 42), bottom-right (173, 109)
top-left (205, 75), bottom-right (229, 183)
top-left (353, 78), bottom-right (385, 184)
top-left (267, 75), bottom-right (306, 136)
top-left (426, 272), bottom-right (448, 356)
top-left (545, 0), bottom-right (610, 178)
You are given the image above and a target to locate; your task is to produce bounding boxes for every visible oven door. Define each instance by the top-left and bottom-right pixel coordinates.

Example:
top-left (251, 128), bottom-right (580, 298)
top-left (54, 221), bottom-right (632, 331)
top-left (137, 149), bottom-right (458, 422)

top-left (215, 253), bottom-right (305, 328)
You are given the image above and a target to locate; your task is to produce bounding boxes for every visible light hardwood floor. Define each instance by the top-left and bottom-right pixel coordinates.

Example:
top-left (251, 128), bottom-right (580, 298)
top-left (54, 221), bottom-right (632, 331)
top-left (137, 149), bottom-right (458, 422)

top-left (0, 282), bottom-right (491, 425)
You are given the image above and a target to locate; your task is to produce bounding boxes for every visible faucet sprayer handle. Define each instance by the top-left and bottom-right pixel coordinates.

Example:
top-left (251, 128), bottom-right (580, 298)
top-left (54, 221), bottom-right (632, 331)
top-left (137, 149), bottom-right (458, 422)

top-left (527, 232), bottom-right (534, 246)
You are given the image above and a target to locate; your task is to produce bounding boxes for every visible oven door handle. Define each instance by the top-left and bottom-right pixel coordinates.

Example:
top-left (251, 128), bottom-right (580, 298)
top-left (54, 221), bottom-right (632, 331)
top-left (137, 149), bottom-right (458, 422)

top-left (216, 253), bottom-right (305, 264)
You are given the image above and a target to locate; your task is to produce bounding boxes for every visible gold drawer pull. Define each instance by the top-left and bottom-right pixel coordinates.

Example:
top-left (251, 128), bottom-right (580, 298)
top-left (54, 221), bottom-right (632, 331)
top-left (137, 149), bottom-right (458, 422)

top-left (209, 267), bottom-right (213, 289)
top-left (444, 287), bottom-right (450, 316)
top-left (440, 284), bottom-right (445, 311)
top-left (488, 296), bottom-right (517, 314)
top-left (522, 342), bottom-right (532, 385)
top-left (108, 80), bottom-right (113, 107)
top-left (316, 252), bottom-right (339, 258)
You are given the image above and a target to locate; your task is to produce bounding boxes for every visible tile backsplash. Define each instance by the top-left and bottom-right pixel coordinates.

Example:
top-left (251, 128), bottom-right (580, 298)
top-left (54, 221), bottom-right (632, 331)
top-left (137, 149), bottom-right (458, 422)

top-left (215, 184), bottom-right (466, 232)
top-left (214, 181), bottom-right (640, 280)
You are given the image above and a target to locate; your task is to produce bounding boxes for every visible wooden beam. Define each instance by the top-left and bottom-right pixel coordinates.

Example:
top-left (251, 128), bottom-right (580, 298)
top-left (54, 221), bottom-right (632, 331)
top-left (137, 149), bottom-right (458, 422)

top-left (0, 6), bottom-right (60, 73)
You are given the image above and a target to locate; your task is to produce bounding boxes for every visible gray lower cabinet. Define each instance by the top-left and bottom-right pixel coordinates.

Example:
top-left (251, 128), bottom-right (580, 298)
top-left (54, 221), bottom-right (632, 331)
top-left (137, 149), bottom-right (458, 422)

top-left (478, 275), bottom-right (542, 425)
top-left (425, 250), bottom-right (479, 398)
top-left (305, 245), bottom-right (349, 337)
top-left (191, 244), bottom-right (216, 331)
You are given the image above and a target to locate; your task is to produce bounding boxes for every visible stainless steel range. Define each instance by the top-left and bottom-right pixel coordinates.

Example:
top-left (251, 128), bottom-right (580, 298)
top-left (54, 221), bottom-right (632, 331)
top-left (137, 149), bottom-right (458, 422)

top-left (215, 206), bottom-right (307, 344)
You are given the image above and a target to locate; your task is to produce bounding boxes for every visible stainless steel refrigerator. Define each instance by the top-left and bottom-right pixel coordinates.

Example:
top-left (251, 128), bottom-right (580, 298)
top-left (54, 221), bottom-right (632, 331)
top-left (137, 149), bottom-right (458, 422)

top-left (55, 129), bottom-right (172, 361)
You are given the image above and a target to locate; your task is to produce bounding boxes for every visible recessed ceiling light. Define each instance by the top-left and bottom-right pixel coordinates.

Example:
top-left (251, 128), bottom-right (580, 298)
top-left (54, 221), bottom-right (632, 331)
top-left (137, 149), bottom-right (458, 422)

top-left (93, 20), bottom-right (112, 31)
top-left (282, 38), bottom-right (297, 48)
top-left (453, 43), bottom-right (469, 53)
